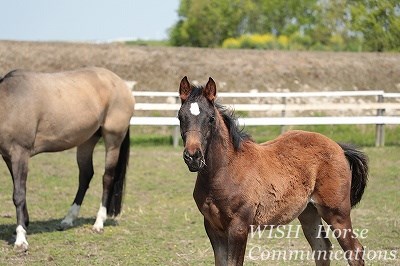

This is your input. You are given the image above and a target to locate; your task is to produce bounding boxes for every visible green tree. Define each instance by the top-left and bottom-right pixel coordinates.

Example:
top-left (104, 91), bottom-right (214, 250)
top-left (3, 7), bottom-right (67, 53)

top-left (348, 0), bottom-right (400, 51)
top-left (169, 0), bottom-right (254, 47)
top-left (258, 0), bottom-right (317, 36)
top-left (169, 0), bottom-right (319, 47)
top-left (169, 0), bottom-right (400, 51)
top-left (307, 0), bottom-right (347, 46)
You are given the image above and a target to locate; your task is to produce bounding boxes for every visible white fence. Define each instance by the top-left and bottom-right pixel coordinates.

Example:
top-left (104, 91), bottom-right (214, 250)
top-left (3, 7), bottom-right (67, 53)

top-left (129, 87), bottom-right (400, 147)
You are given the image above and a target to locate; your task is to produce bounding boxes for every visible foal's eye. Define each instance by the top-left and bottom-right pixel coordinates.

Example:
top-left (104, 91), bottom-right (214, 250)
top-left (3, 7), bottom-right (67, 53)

top-left (209, 116), bottom-right (215, 123)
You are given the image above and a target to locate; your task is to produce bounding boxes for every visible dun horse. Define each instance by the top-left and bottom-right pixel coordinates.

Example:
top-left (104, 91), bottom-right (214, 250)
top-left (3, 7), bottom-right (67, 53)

top-left (0, 67), bottom-right (135, 251)
top-left (178, 77), bottom-right (368, 266)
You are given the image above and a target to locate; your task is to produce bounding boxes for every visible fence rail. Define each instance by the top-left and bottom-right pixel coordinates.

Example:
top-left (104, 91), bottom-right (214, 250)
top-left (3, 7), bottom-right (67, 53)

top-left (129, 86), bottom-right (400, 147)
top-left (134, 102), bottom-right (400, 112)
top-left (130, 116), bottom-right (400, 126)
top-left (132, 90), bottom-right (390, 98)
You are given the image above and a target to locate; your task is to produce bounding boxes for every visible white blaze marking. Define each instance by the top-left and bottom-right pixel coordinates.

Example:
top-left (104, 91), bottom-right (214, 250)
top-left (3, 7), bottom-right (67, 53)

top-left (190, 102), bottom-right (200, 116)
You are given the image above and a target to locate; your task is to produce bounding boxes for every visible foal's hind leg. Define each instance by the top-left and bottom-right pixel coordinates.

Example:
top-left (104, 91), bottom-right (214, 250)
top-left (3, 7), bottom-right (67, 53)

top-left (318, 206), bottom-right (364, 266)
top-left (298, 203), bottom-right (332, 265)
top-left (60, 134), bottom-right (100, 230)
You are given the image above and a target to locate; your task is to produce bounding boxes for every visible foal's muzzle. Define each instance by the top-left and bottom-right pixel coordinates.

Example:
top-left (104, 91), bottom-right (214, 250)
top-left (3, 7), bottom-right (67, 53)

top-left (183, 148), bottom-right (205, 172)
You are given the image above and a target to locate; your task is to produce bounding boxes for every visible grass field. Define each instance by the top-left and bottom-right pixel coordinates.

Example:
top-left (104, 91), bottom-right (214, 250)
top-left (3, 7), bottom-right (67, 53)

top-left (0, 137), bottom-right (399, 265)
top-left (132, 124), bottom-right (400, 147)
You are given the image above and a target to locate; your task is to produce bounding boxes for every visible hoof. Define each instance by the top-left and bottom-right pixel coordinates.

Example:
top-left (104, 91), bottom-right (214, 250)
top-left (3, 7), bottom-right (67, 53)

top-left (57, 221), bottom-right (73, 231)
top-left (14, 242), bottom-right (28, 253)
top-left (92, 226), bottom-right (104, 234)
top-left (14, 225), bottom-right (28, 253)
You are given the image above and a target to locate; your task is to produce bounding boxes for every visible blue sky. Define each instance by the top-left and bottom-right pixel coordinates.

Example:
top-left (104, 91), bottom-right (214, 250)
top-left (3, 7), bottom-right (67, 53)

top-left (0, 0), bottom-right (180, 42)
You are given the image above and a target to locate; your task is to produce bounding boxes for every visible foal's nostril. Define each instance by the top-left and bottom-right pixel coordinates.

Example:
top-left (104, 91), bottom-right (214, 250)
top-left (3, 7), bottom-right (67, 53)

top-left (183, 150), bottom-right (193, 161)
top-left (183, 148), bottom-right (202, 162)
top-left (193, 149), bottom-right (202, 159)
top-left (183, 148), bottom-right (204, 171)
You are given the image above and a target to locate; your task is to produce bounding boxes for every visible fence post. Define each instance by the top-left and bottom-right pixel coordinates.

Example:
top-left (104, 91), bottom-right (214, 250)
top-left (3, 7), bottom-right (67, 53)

top-left (173, 126), bottom-right (180, 147)
top-left (173, 96), bottom-right (180, 148)
top-left (280, 96), bottom-right (286, 134)
top-left (375, 94), bottom-right (385, 147)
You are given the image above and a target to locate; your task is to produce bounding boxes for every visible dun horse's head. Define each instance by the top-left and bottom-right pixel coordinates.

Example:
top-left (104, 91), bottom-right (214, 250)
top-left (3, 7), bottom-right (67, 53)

top-left (178, 76), bottom-right (217, 172)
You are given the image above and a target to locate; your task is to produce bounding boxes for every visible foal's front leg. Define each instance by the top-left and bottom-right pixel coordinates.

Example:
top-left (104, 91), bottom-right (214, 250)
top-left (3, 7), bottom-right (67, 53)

top-left (298, 204), bottom-right (332, 265)
top-left (227, 218), bottom-right (249, 266)
top-left (204, 219), bottom-right (228, 266)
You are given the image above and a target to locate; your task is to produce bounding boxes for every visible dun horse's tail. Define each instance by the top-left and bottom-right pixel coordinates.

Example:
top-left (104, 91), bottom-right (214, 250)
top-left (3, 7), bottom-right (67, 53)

top-left (338, 143), bottom-right (369, 207)
top-left (106, 128), bottom-right (130, 216)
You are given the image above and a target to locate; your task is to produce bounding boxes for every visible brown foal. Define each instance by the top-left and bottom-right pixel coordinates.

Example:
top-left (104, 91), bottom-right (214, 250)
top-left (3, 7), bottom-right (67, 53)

top-left (178, 76), bottom-right (368, 265)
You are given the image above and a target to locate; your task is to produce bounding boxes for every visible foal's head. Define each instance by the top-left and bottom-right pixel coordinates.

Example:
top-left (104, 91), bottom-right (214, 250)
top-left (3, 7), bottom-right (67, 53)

top-left (178, 76), bottom-right (217, 172)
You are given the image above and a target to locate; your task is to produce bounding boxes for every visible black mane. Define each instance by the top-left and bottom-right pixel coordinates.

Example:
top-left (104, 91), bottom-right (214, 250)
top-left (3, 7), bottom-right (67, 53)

top-left (186, 84), bottom-right (204, 100)
top-left (215, 103), bottom-right (253, 151)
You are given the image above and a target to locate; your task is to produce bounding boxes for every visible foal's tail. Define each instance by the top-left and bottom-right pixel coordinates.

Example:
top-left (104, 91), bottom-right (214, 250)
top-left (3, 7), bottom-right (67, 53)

top-left (338, 143), bottom-right (369, 207)
top-left (107, 128), bottom-right (130, 217)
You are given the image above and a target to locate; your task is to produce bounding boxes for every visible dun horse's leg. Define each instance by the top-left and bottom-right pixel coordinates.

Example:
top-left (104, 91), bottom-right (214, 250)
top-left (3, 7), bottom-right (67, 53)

top-left (60, 135), bottom-right (100, 230)
top-left (298, 203), bottom-right (332, 265)
top-left (3, 151), bottom-right (30, 251)
top-left (204, 219), bottom-right (228, 266)
top-left (92, 131), bottom-right (123, 233)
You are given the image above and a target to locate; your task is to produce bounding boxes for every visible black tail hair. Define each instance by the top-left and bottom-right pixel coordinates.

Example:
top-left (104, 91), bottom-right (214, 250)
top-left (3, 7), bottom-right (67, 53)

top-left (1, 69), bottom-right (20, 83)
top-left (106, 128), bottom-right (130, 216)
top-left (338, 143), bottom-right (369, 207)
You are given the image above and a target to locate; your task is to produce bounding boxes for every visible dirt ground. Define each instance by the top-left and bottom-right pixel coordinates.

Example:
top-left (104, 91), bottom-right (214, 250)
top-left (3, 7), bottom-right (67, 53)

top-left (0, 40), bottom-right (399, 93)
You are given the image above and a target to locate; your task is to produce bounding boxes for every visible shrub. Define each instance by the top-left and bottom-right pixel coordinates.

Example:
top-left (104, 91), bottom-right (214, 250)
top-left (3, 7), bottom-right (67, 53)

top-left (329, 34), bottom-right (345, 51)
top-left (249, 34), bottom-right (276, 49)
top-left (223, 34), bottom-right (286, 50)
top-left (222, 37), bottom-right (241, 49)
top-left (221, 31), bottom-right (369, 52)
top-left (289, 32), bottom-right (313, 49)
top-left (277, 35), bottom-right (289, 49)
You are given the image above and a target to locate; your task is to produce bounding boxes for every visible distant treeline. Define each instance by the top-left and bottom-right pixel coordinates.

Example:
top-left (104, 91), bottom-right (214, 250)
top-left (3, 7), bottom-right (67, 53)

top-left (169, 0), bottom-right (400, 52)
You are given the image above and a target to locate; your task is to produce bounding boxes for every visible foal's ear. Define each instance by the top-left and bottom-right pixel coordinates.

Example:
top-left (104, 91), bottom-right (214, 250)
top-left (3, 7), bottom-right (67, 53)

top-left (179, 76), bottom-right (191, 102)
top-left (204, 77), bottom-right (216, 102)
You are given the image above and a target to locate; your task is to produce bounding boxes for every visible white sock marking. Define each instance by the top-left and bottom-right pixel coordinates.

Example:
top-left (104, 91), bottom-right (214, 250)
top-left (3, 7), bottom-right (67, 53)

top-left (190, 102), bottom-right (200, 116)
top-left (61, 203), bottom-right (81, 227)
top-left (15, 225), bottom-right (28, 248)
top-left (93, 204), bottom-right (107, 232)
